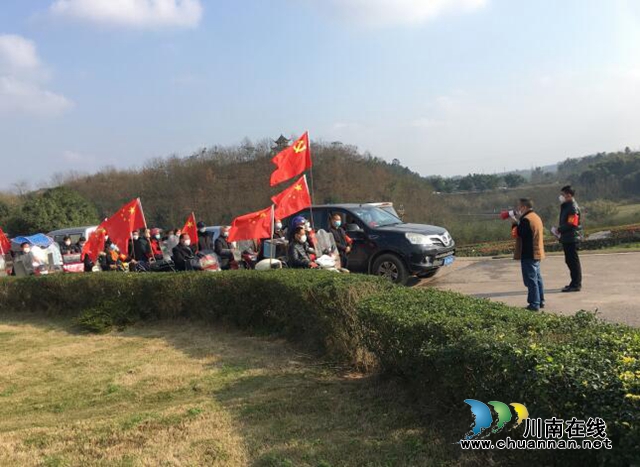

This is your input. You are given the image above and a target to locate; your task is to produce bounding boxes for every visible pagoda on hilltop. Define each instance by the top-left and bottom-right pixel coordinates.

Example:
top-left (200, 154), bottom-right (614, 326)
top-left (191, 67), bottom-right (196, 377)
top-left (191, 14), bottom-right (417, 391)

top-left (272, 135), bottom-right (290, 153)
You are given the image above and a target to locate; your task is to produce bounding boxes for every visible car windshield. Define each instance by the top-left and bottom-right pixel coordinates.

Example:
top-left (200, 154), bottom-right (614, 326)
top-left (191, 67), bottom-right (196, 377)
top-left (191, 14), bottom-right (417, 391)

top-left (351, 206), bottom-right (403, 228)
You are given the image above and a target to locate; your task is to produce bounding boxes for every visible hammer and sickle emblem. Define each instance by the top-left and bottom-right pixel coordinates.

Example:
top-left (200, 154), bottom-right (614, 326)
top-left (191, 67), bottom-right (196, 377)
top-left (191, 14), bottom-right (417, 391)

top-left (293, 140), bottom-right (307, 154)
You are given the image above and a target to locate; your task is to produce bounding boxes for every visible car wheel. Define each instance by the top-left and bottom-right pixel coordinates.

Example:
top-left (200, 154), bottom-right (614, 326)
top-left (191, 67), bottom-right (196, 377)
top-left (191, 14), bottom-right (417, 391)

top-left (372, 254), bottom-right (409, 285)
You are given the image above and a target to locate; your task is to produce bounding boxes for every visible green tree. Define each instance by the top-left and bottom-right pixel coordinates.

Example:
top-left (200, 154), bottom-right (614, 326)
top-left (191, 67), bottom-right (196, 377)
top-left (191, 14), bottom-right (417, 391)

top-left (7, 187), bottom-right (99, 235)
top-left (0, 200), bottom-right (10, 226)
top-left (503, 173), bottom-right (526, 188)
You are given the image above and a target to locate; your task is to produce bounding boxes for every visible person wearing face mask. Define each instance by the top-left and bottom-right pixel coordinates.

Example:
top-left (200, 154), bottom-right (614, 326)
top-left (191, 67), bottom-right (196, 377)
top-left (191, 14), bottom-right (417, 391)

top-left (100, 243), bottom-right (124, 271)
top-left (214, 226), bottom-right (235, 270)
top-left (164, 229), bottom-right (180, 252)
top-left (172, 234), bottom-right (196, 271)
top-left (130, 229), bottom-right (152, 265)
top-left (60, 236), bottom-right (79, 255)
top-left (274, 219), bottom-right (285, 240)
top-left (288, 226), bottom-right (318, 269)
top-left (18, 242), bottom-right (31, 257)
top-left (197, 221), bottom-right (213, 251)
top-left (330, 213), bottom-right (351, 267)
top-left (553, 185), bottom-right (583, 292)
top-left (149, 228), bottom-right (164, 260)
top-left (512, 198), bottom-right (546, 311)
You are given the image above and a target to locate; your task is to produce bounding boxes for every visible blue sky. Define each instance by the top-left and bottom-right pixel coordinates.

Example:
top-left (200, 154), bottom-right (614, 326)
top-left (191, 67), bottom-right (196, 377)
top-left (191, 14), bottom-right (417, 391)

top-left (1, 0), bottom-right (640, 189)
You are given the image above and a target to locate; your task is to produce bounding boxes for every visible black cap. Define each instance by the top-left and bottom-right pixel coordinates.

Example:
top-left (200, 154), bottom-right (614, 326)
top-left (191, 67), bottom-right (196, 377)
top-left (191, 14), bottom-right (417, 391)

top-left (197, 221), bottom-right (206, 229)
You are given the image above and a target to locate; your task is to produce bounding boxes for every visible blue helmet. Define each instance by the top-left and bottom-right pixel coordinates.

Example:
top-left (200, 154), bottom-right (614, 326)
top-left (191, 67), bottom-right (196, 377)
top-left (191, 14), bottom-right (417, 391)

top-left (291, 216), bottom-right (307, 227)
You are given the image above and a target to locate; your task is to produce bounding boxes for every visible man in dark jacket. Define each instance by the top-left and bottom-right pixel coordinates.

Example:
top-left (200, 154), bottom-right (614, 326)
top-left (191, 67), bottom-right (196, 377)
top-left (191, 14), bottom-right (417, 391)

top-left (512, 198), bottom-right (546, 311)
top-left (288, 227), bottom-right (318, 269)
top-left (172, 234), bottom-right (195, 271)
top-left (214, 226), bottom-right (236, 270)
top-left (130, 229), bottom-right (152, 265)
top-left (329, 213), bottom-right (351, 268)
top-left (273, 219), bottom-right (285, 240)
top-left (554, 185), bottom-right (582, 292)
top-left (60, 236), bottom-right (79, 255)
top-left (197, 221), bottom-right (213, 251)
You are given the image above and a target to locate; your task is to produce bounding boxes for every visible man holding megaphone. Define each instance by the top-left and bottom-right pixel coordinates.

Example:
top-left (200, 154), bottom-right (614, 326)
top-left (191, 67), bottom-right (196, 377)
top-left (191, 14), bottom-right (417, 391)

top-left (510, 198), bottom-right (546, 311)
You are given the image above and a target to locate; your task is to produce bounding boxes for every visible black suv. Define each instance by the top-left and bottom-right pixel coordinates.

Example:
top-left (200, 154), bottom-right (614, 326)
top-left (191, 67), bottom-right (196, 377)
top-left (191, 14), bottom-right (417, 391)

top-left (285, 204), bottom-right (455, 285)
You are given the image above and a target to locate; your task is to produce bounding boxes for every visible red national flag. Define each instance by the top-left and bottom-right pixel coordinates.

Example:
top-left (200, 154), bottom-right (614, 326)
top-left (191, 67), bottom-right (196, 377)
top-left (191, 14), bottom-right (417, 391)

top-left (82, 225), bottom-right (107, 263)
top-left (272, 175), bottom-right (312, 219)
top-left (270, 132), bottom-right (312, 186)
top-left (182, 212), bottom-right (198, 250)
top-left (0, 228), bottom-right (11, 255)
top-left (228, 206), bottom-right (273, 243)
top-left (102, 198), bottom-right (147, 256)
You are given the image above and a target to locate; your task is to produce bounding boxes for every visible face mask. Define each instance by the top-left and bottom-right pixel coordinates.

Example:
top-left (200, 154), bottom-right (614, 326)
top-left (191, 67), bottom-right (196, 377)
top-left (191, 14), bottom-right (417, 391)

top-left (333, 220), bottom-right (342, 228)
top-left (199, 228), bottom-right (206, 233)
top-left (79, 243), bottom-right (85, 248)
top-left (23, 248), bottom-right (30, 254)
top-left (133, 235), bottom-right (139, 241)
top-left (109, 245), bottom-right (117, 251)
top-left (305, 222), bottom-right (311, 230)
top-left (299, 235), bottom-right (308, 243)
top-left (184, 240), bottom-right (191, 246)
top-left (222, 232), bottom-right (229, 238)
top-left (155, 234), bottom-right (161, 240)
top-left (275, 223), bottom-right (283, 230)
top-left (559, 195), bottom-right (566, 204)
top-left (65, 241), bottom-right (71, 246)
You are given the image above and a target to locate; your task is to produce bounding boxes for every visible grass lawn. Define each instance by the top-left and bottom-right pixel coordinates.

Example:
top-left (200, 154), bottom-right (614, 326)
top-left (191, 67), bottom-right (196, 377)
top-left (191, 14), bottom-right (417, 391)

top-left (0, 314), bottom-right (472, 467)
top-left (608, 202), bottom-right (640, 225)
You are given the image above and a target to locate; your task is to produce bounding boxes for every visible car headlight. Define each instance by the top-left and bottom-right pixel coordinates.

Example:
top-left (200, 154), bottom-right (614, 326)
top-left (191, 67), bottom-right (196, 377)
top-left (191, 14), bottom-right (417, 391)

top-left (405, 233), bottom-right (435, 246)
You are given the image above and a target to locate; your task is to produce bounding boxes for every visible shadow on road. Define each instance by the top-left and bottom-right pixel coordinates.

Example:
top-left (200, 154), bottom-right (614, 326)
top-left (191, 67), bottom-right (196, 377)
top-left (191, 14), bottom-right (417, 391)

top-left (472, 288), bottom-right (565, 299)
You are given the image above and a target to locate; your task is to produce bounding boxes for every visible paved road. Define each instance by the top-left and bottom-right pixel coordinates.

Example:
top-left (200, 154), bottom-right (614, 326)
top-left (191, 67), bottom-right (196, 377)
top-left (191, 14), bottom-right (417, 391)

top-left (424, 251), bottom-right (640, 328)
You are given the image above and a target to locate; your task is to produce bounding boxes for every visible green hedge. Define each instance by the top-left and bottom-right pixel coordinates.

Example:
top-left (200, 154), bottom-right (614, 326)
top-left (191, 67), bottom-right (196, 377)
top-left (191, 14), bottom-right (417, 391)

top-left (0, 271), bottom-right (638, 464)
top-left (359, 288), bottom-right (640, 465)
top-left (0, 271), bottom-right (390, 365)
top-left (458, 224), bottom-right (640, 257)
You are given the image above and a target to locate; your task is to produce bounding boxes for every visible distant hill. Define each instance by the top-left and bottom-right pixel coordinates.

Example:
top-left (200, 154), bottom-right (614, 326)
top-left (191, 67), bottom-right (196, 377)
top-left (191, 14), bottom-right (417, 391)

top-left (61, 141), bottom-right (447, 228)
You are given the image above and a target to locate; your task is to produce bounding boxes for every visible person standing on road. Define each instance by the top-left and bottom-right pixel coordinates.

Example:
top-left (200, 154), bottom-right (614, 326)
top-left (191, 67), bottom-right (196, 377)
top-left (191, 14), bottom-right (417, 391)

top-left (553, 185), bottom-right (583, 292)
top-left (513, 198), bottom-right (546, 311)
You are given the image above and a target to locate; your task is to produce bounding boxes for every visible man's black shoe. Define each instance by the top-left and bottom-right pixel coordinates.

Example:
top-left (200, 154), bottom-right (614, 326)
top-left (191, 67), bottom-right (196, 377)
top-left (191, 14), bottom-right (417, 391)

top-left (562, 286), bottom-right (581, 293)
top-left (540, 302), bottom-right (545, 309)
top-left (525, 305), bottom-right (540, 311)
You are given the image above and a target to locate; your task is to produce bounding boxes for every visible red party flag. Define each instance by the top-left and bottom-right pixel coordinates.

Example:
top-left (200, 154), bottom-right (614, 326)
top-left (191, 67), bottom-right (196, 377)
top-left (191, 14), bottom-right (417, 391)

top-left (270, 132), bottom-right (312, 186)
top-left (272, 175), bottom-right (312, 219)
top-left (82, 224), bottom-right (107, 263)
top-left (228, 206), bottom-right (273, 243)
top-left (0, 227), bottom-right (11, 255)
top-left (182, 212), bottom-right (198, 251)
top-left (102, 198), bottom-right (147, 256)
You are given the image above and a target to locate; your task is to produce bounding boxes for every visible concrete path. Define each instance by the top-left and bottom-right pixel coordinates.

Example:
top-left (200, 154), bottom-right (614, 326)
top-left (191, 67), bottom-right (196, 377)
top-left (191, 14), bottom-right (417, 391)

top-left (424, 251), bottom-right (640, 328)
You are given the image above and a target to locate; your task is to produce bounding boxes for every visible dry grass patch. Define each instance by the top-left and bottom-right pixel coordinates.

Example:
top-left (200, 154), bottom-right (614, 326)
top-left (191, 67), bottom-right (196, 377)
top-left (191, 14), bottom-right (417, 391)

top-left (0, 314), bottom-right (465, 467)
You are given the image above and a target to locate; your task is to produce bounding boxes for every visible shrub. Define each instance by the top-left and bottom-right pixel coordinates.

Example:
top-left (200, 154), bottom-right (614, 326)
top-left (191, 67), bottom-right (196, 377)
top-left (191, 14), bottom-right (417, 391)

top-left (0, 271), bottom-right (391, 365)
top-left (358, 287), bottom-right (640, 465)
top-left (0, 271), bottom-right (638, 464)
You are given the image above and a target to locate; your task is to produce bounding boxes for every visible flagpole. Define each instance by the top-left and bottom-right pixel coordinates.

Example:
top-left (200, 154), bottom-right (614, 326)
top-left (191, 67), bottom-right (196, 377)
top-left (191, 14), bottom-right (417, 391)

top-left (306, 131), bottom-right (316, 229)
top-left (138, 198), bottom-right (149, 230)
top-left (269, 204), bottom-right (275, 267)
